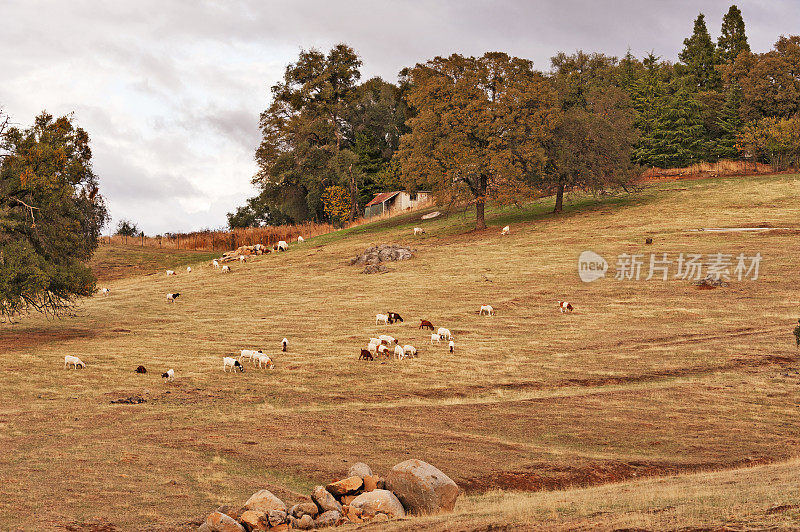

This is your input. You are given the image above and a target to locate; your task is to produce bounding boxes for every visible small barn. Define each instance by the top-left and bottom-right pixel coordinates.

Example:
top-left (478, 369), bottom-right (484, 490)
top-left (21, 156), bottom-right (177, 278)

top-left (364, 191), bottom-right (431, 218)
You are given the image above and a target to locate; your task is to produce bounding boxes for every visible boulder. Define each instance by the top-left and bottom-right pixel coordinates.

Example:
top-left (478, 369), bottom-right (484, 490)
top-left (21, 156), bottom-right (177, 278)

top-left (376, 478), bottom-right (386, 490)
top-left (373, 513), bottom-right (389, 522)
top-left (349, 489), bottom-right (405, 519)
top-left (289, 502), bottom-right (319, 519)
top-left (267, 509), bottom-right (287, 527)
top-left (205, 511), bottom-right (246, 532)
top-left (239, 510), bottom-right (268, 531)
top-left (384, 459), bottom-right (459, 515)
top-left (244, 490), bottom-right (286, 514)
top-left (268, 525), bottom-right (288, 532)
top-left (347, 462), bottom-right (373, 478)
top-left (293, 514), bottom-right (315, 530)
top-left (363, 475), bottom-right (378, 492)
top-left (198, 524), bottom-right (212, 532)
top-left (325, 475), bottom-right (363, 497)
top-left (340, 494), bottom-right (357, 506)
top-left (311, 485), bottom-right (342, 514)
top-left (314, 510), bottom-right (341, 528)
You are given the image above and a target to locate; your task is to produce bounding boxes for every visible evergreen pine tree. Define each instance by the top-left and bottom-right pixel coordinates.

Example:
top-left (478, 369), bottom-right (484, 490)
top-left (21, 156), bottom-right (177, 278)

top-left (650, 81), bottom-right (709, 167)
top-left (631, 53), bottom-right (667, 167)
top-left (678, 13), bottom-right (722, 91)
top-left (717, 5), bottom-right (750, 64)
top-left (714, 83), bottom-right (743, 158)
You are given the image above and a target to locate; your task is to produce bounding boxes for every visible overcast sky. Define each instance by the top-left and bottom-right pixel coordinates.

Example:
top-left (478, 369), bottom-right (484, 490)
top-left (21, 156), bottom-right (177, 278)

top-left (1, 1), bottom-right (797, 234)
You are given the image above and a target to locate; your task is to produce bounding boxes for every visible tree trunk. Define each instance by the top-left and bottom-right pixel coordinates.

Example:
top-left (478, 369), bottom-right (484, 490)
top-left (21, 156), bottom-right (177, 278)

top-left (348, 164), bottom-right (358, 223)
top-left (475, 174), bottom-right (488, 230)
top-left (553, 182), bottom-right (565, 213)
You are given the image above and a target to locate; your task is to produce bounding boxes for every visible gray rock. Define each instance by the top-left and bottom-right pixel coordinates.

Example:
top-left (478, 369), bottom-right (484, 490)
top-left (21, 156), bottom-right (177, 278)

top-left (294, 514), bottom-right (315, 529)
top-left (349, 489), bottom-right (405, 518)
top-left (314, 510), bottom-right (341, 528)
top-left (311, 485), bottom-right (342, 514)
top-left (385, 459), bottom-right (459, 515)
top-left (348, 462), bottom-right (373, 478)
top-left (267, 509), bottom-right (287, 526)
top-left (290, 502), bottom-right (319, 519)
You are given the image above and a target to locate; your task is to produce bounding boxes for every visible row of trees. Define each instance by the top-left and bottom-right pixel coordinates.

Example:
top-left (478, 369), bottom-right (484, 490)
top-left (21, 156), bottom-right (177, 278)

top-left (237, 5), bottom-right (799, 229)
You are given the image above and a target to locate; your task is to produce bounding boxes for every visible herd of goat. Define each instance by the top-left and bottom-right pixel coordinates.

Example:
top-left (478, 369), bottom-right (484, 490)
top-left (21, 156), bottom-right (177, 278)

top-left (69, 224), bottom-right (576, 382)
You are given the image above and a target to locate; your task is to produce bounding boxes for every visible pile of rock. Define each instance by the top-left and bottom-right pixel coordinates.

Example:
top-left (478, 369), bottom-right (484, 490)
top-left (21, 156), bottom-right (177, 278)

top-left (693, 274), bottom-right (728, 288)
top-left (219, 244), bottom-right (270, 263)
top-left (197, 459), bottom-right (459, 531)
top-left (350, 244), bottom-right (414, 274)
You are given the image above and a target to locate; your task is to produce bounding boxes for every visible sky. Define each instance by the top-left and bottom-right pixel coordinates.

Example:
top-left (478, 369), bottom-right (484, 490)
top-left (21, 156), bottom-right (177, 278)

top-left (1, 1), bottom-right (798, 235)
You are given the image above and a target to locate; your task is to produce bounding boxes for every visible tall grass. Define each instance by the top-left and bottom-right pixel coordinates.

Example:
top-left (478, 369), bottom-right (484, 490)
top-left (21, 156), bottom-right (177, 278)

top-left (640, 159), bottom-right (773, 180)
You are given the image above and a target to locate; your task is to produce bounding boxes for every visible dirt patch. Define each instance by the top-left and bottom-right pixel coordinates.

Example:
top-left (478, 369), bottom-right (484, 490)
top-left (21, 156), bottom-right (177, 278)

top-left (0, 327), bottom-right (97, 352)
top-left (59, 519), bottom-right (122, 532)
top-left (109, 395), bottom-right (147, 404)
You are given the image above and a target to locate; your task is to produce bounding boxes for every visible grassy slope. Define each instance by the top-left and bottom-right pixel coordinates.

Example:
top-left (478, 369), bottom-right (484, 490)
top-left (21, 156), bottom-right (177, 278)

top-left (1, 174), bottom-right (799, 530)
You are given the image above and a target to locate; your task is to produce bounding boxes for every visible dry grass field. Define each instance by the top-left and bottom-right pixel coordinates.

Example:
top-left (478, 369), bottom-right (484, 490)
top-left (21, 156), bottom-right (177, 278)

top-left (1, 174), bottom-right (799, 531)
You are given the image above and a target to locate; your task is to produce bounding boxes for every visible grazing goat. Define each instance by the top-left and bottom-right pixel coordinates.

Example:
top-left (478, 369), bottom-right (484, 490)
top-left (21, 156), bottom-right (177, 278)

top-left (359, 349), bottom-right (374, 361)
top-left (387, 312), bottom-right (403, 323)
top-left (393, 345), bottom-right (405, 359)
top-left (378, 334), bottom-right (397, 345)
top-left (282, 338), bottom-right (288, 352)
top-left (419, 319), bottom-right (434, 330)
top-left (377, 345), bottom-right (390, 358)
top-left (222, 265), bottom-right (231, 273)
top-left (403, 344), bottom-right (417, 358)
top-left (100, 288), bottom-right (110, 296)
top-left (449, 340), bottom-right (455, 353)
top-left (239, 349), bottom-right (259, 362)
top-left (64, 355), bottom-right (85, 369)
top-left (212, 259), bottom-right (220, 269)
top-left (186, 266), bottom-right (192, 273)
top-left (376, 313), bottom-right (390, 325)
top-left (135, 365), bottom-right (147, 374)
top-left (413, 227), bottom-right (425, 235)
top-left (479, 305), bottom-right (495, 316)
top-left (275, 240), bottom-right (288, 252)
top-left (161, 369), bottom-right (175, 381)
top-left (238, 255), bottom-right (247, 263)
top-left (558, 301), bottom-right (574, 313)
top-left (166, 270), bottom-right (176, 276)
top-left (166, 292), bottom-right (180, 303)
top-left (297, 236), bottom-right (305, 243)
top-left (430, 333), bottom-right (441, 344)
top-left (501, 225), bottom-right (510, 236)
top-left (437, 327), bottom-right (452, 340)
top-left (254, 353), bottom-right (274, 369)
top-left (645, 237), bottom-right (653, 245)
top-left (223, 357), bottom-right (244, 372)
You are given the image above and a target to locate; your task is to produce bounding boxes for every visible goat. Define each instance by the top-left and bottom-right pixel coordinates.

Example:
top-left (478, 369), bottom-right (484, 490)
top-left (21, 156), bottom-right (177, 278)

top-left (501, 225), bottom-right (510, 236)
top-left (212, 259), bottom-right (220, 269)
top-left (387, 312), bottom-right (403, 323)
top-left (223, 357), bottom-right (245, 372)
top-left (238, 255), bottom-right (247, 263)
top-left (376, 313), bottom-right (390, 325)
top-left (437, 327), bottom-right (452, 340)
top-left (161, 369), bottom-right (175, 381)
top-left (449, 340), bottom-right (455, 353)
top-left (274, 241), bottom-right (288, 252)
top-left (430, 333), bottom-right (441, 344)
top-left (64, 355), bottom-right (85, 369)
top-left (297, 236), bottom-right (305, 243)
top-left (222, 265), bottom-right (231, 272)
top-left (186, 266), bottom-right (192, 273)
top-left (100, 288), bottom-right (110, 296)
top-left (378, 334), bottom-right (397, 345)
top-left (419, 319), bottom-right (434, 330)
top-left (359, 349), bottom-right (374, 361)
top-left (377, 345), bottom-right (389, 358)
top-left (166, 292), bottom-right (180, 303)
top-left (403, 344), bottom-right (417, 358)
top-left (558, 301), bottom-right (574, 313)
top-left (254, 353), bottom-right (274, 369)
top-left (413, 227), bottom-right (425, 235)
top-left (166, 270), bottom-right (176, 276)
top-left (479, 305), bottom-right (495, 316)
top-left (393, 345), bottom-right (405, 359)
top-left (282, 338), bottom-right (288, 352)
top-left (135, 365), bottom-right (147, 374)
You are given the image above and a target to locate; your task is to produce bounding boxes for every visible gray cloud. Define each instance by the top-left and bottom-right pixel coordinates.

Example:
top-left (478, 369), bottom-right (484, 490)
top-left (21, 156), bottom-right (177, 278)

top-left (1, 0), bottom-right (798, 234)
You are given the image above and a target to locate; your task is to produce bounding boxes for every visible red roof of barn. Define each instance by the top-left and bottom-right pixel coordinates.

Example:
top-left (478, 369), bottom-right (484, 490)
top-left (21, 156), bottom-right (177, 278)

top-left (365, 191), bottom-right (401, 207)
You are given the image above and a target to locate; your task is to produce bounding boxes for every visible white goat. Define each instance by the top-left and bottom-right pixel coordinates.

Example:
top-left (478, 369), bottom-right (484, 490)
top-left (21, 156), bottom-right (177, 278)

top-left (239, 349), bottom-right (258, 362)
top-left (99, 288), bottom-right (110, 296)
top-left (238, 255), bottom-right (247, 263)
top-left (403, 344), bottom-right (417, 358)
top-left (223, 357), bottom-right (244, 372)
top-left (222, 265), bottom-right (231, 273)
top-left (166, 269), bottom-right (176, 276)
top-left (166, 292), bottom-right (180, 303)
top-left (413, 227), bottom-right (424, 235)
top-left (254, 353), bottom-right (275, 369)
top-left (297, 236), bottom-right (305, 243)
top-left (186, 266), bottom-right (192, 273)
top-left (377, 345), bottom-right (389, 357)
top-left (276, 240), bottom-right (288, 252)
top-left (449, 340), bottom-right (455, 353)
top-left (378, 334), bottom-right (397, 345)
top-left (376, 313), bottom-right (390, 325)
top-left (430, 333), bottom-right (441, 344)
top-left (479, 304), bottom-right (495, 316)
top-left (501, 225), bottom-right (510, 236)
top-left (437, 327), bottom-right (452, 340)
top-left (212, 259), bottom-right (220, 269)
top-left (64, 355), bottom-right (85, 369)
top-left (161, 368), bottom-right (175, 381)
top-left (393, 345), bottom-right (406, 359)
top-left (281, 338), bottom-right (288, 352)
